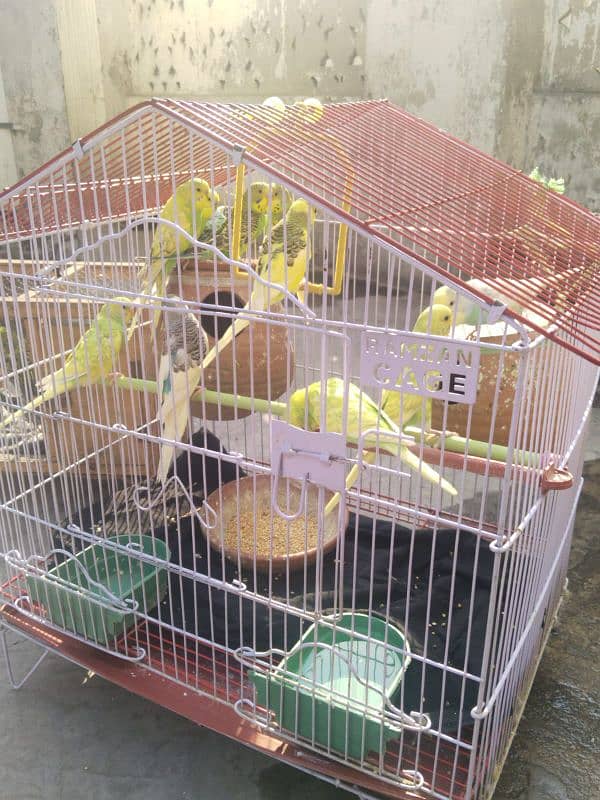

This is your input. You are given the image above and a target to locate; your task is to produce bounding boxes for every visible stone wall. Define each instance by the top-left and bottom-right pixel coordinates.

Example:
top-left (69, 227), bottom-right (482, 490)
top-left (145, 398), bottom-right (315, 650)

top-left (0, 0), bottom-right (597, 210)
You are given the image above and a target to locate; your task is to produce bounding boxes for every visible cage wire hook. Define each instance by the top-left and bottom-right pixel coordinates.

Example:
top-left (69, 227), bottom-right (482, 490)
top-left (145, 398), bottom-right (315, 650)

top-left (271, 443), bottom-right (310, 521)
top-left (133, 475), bottom-right (218, 530)
top-left (233, 697), bottom-right (274, 728)
top-left (5, 548), bottom-right (139, 613)
top-left (9, 596), bottom-right (147, 664)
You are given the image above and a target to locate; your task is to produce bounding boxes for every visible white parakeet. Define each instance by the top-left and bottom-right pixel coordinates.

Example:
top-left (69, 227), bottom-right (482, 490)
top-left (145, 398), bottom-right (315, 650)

top-left (156, 298), bottom-right (209, 484)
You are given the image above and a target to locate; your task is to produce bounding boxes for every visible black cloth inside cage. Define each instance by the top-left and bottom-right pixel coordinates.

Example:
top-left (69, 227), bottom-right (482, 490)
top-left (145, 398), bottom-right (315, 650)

top-left (61, 428), bottom-right (494, 736)
top-left (158, 511), bottom-right (492, 736)
top-left (158, 430), bottom-right (493, 736)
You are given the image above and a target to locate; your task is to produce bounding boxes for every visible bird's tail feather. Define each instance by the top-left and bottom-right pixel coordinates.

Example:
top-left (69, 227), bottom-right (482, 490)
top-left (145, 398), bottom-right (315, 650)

top-left (156, 369), bottom-right (201, 483)
top-left (201, 315), bottom-right (250, 373)
top-left (325, 441), bottom-right (456, 516)
top-left (0, 387), bottom-right (62, 430)
top-left (325, 452), bottom-right (376, 516)
top-left (398, 445), bottom-right (457, 496)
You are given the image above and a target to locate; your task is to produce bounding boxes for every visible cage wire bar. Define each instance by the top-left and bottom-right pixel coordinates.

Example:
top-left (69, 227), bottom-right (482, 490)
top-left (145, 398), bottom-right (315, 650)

top-left (0, 98), bottom-right (598, 800)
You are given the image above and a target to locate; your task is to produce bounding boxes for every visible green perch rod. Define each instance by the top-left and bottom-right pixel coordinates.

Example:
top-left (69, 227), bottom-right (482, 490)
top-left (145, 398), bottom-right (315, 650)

top-left (114, 376), bottom-right (538, 468)
top-left (113, 375), bottom-right (288, 417)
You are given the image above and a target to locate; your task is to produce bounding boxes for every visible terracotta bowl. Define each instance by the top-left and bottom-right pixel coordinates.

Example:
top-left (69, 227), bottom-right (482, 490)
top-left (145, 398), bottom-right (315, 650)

top-left (164, 262), bottom-right (294, 421)
top-left (201, 475), bottom-right (349, 573)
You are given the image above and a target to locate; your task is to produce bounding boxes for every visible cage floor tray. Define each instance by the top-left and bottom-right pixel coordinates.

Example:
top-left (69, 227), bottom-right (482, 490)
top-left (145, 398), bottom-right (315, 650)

top-left (26, 535), bottom-right (169, 645)
top-left (251, 612), bottom-right (412, 760)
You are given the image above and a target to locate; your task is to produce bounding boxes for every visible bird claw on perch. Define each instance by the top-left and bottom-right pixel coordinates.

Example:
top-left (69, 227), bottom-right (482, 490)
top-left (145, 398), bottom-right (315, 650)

top-left (106, 371), bottom-right (124, 387)
top-left (422, 428), bottom-right (460, 448)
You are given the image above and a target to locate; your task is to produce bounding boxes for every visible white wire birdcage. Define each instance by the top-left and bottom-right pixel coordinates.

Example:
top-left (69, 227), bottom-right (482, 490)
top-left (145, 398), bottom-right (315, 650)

top-left (0, 98), bottom-right (598, 800)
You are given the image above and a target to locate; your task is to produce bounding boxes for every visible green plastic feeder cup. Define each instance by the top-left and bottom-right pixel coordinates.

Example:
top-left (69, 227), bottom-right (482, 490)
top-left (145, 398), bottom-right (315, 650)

top-left (25, 535), bottom-right (169, 646)
top-left (250, 612), bottom-right (415, 761)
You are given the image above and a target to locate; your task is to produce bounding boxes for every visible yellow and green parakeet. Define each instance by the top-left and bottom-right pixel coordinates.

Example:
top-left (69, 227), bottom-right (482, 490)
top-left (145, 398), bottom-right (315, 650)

top-left (131, 178), bottom-right (219, 336)
top-left (260, 183), bottom-right (293, 232)
top-left (151, 177), bottom-right (218, 263)
top-left (381, 304), bottom-right (453, 438)
top-left (156, 298), bottom-right (209, 484)
top-left (211, 182), bottom-right (293, 259)
top-left (0, 297), bottom-right (134, 429)
top-left (200, 197), bottom-right (315, 374)
top-left (287, 378), bottom-right (457, 513)
top-left (433, 277), bottom-right (528, 327)
top-left (528, 167), bottom-right (565, 195)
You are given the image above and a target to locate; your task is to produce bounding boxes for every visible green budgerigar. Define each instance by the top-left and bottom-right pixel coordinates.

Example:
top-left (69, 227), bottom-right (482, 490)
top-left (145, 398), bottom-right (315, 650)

top-left (528, 167), bottom-right (565, 195)
top-left (287, 378), bottom-right (457, 516)
top-left (381, 304), bottom-right (454, 439)
top-left (211, 182), bottom-right (292, 259)
top-left (200, 197), bottom-right (315, 374)
top-left (433, 277), bottom-right (531, 327)
top-left (131, 178), bottom-right (219, 336)
top-left (0, 297), bottom-right (134, 429)
top-left (156, 298), bottom-right (209, 484)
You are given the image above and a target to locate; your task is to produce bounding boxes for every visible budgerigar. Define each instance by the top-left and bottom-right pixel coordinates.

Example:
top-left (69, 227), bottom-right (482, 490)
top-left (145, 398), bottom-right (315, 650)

top-left (260, 183), bottom-right (293, 236)
top-left (156, 298), bottom-right (209, 484)
top-left (262, 96), bottom-right (286, 123)
top-left (433, 277), bottom-right (530, 327)
top-left (287, 378), bottom-right (457, 516)
top-left (211, 182), bottom-right (271, 258)
top-left (381, 304), bottom-right (454, 439)
top-left (149, 177), bottom-right (218, 288)
top-left (211, 182), bottom-right (292, 259)
top-left (200, 198), bottom-right (315, 374)
top-left (131, 178), bottom-right (219, 336)
top-left (0, 297), bottom-right (134, 429)
top-left (327, 306), bottom-right (456, 514)
top-left (528, 167), bottom-right (565, 195)
top-left (293, 97), bottom-right (324, 124)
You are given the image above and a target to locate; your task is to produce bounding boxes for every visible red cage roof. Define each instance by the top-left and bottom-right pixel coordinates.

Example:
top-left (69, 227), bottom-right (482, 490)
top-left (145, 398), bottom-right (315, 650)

top-left (1, 98), bottom-right (599, 364)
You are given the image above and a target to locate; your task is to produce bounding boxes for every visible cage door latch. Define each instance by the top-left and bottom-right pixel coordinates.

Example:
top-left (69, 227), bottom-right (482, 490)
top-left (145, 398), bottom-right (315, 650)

top-left (271, 420), bottom-right (347, 496)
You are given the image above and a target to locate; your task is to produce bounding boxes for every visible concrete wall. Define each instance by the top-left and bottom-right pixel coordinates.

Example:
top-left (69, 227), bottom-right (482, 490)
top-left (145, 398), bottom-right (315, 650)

top-left (0, 0), bottom-right (597, 210)
top-left (0, 1), bottom-right (70, 184)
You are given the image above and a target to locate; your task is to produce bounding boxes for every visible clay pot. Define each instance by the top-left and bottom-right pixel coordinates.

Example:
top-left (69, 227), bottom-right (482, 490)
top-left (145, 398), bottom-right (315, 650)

top-left (163, 259), bottom-right (294, 421)
top-left (431, 324), bottom-right (555, 451)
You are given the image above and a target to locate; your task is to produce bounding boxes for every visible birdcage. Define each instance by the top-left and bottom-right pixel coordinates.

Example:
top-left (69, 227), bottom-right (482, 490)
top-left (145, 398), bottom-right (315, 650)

top-left (0, 98), bottom-right (598, 800)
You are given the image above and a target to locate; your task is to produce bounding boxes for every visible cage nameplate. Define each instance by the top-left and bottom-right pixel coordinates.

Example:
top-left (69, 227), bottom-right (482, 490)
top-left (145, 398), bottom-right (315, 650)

top-left (271, 420), bottom-right (347, 493)
top-left (360, 331), bottom-right (480, 405)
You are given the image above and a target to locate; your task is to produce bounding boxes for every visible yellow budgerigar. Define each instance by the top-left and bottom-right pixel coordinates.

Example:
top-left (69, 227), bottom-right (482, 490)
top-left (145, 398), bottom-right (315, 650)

top-left (293, 97), bottom-right (324, 124)
top-left (262, 96), bottom-right (286, 123)
top-left (0, 297), bottom-right (134, 429)
top-left (433, 277), bottom-right (530, 327)
top-left (131, 178), bottom-right (219, 336)
top-left (287, 377), bottom-right (457, 516)
top-left (327, 305), bottom-right (456, 514)
top-left (381, 304), bottom-right (454, 440)
top-left (151, 178), bottom-right (218, 262)
top-left (200, 197), bottom-right (315, 374)
top-left (212, 182), bottom-right (290, 259)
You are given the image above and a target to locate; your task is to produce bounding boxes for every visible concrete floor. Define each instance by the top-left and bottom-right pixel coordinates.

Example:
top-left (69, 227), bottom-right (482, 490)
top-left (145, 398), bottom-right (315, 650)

top-left (1, 412), bottom-right (599, 800)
